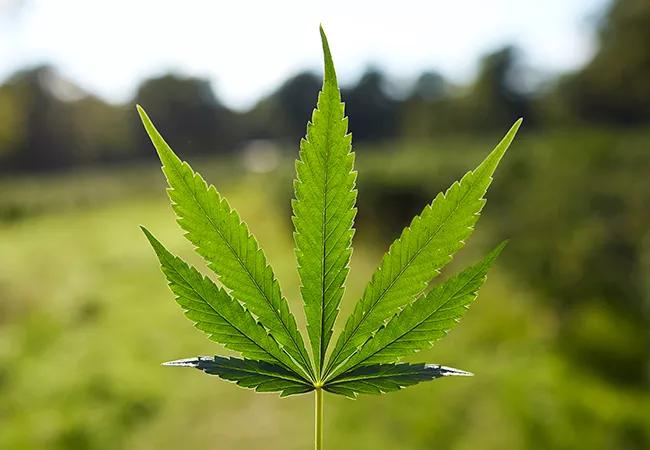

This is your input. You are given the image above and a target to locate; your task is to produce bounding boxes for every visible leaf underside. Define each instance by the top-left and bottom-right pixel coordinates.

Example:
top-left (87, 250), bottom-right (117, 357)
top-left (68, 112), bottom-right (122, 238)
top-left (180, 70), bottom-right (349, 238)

top-left (139, 26), bottom-right (521, 399)
top-left (324, 363), bottom-right (472, 399)
top-left (163, 356), bottom-right (314, 397)
top-left (163, 356), bottom-right (471, 398)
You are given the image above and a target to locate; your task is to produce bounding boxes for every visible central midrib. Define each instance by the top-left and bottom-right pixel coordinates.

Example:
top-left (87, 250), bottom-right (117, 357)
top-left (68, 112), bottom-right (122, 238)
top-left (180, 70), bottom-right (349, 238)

top-left (317, 86), bottom-right (339, 375)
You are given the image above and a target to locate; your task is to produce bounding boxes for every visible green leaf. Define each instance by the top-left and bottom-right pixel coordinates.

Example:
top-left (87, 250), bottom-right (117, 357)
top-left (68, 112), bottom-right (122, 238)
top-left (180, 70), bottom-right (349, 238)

top-left (325, 120), bottom-right (521, 377)
top-left (141, 227), bottom-right (308, 379)
top-left (142, 29), bottom-right (522, 408)
top-left (292, 27), bottom-right (357, 376)
top-left (137, 106), bottom-right (313, 381)
top-left (324, 363), bottom-right (472, 399)
top-left (328, 242), bottom-right (506, 379)
top-left (163, 356), bottom-right (314, 397)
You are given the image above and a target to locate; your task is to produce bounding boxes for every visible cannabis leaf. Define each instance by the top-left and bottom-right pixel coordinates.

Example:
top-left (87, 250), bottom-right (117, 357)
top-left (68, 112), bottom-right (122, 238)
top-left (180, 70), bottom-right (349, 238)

top-left (138, 24), bottom-right (520, 450)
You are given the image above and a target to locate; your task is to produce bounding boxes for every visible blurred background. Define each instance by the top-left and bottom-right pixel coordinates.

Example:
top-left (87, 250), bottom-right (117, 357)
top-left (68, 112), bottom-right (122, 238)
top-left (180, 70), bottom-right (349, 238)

top-left (0, 0), bottom-right (648, 449)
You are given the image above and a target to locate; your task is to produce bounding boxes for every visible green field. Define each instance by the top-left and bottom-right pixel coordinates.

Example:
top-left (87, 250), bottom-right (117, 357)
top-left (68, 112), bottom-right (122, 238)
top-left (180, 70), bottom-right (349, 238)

top-left (1, 134), bottom-right (648, 449)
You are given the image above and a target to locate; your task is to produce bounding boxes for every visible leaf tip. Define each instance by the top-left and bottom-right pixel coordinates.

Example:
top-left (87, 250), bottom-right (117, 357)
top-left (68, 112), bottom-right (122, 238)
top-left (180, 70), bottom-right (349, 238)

top-left (319, 24), bottom-right (337, 84)
top-left (480, 118), bottom-right (523, 172)
top-left (428, 365), bottom-right (474, 377)
top-left (135, 104), bottom-right (179, 167)
top-left (140, 226), bottom-right (167, 258)
top-left (139, 225), bottom-right (154, 242)
top-left (491, 239), bottom-right (509, 258)
top-left (135, 104), bottom-right (149, 125)
top-left (162, 357), bottom-right (200, 367)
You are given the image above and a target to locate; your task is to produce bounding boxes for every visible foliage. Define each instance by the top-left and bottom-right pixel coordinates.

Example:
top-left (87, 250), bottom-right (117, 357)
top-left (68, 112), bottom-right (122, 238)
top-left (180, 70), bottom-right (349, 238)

top-left (2, 122), bottom-right (649, 450)
top-left (562, 0), bottom-right (650, 123)
top-left (138, 25), bottom-right (520, 413)
top-left (2, 0), bottom-right (648, 173)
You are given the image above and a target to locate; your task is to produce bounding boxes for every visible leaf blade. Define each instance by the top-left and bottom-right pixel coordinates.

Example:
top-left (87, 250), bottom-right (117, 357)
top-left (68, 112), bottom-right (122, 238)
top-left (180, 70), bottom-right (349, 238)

top-left (293, 27), bottom-right (357, 376)
top-left (325, 121), bottom-right (521, 377)
top-left (137, 106), bottom-right (313, 381)
top-left (163, 356), bottom-right (314, 397)
top-left (324, 363), bottom-right (472, 398)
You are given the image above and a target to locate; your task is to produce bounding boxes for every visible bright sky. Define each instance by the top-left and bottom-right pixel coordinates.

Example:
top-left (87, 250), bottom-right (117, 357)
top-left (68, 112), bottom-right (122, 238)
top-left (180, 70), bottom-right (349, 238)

top-left (0, 0), bottom-right (609, 109)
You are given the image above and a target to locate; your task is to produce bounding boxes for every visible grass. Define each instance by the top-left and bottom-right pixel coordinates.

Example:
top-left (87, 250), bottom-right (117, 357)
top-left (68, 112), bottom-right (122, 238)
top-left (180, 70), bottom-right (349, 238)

top-left (1, 146), bottom-right (648, 449)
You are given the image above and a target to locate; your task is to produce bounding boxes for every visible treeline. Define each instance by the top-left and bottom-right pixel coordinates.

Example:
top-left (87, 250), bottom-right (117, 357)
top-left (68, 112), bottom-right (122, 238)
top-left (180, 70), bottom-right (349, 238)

top-left (0, 0), bottom-right (647, 173)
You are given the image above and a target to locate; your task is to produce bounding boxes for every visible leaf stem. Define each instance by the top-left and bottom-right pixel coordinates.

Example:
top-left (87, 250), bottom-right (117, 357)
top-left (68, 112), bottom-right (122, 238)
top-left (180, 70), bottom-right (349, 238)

top-left (315, 388), bottom-right (324, 450)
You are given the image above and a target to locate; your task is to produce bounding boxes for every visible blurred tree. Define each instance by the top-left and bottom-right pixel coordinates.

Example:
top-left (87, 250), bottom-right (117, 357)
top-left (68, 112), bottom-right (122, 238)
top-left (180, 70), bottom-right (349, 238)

top-left (399, 71), bottom-right (456, 140)
top-left (343, 68), bottom-right (399, 142)
top-left (562, 0), bottom-right (650, 124)
top-left (272, 72), bottom-right (321, 139)
top-left (460, 46), bottom-right (532, 130)
top-left (134, 74), bottom-right (238, 157)
top-left (68, 97), bottom-right (133, 164)
top-left (245, 71), bottom-right (321, 143)
top-left (411, 71), bottom-right (446, 102)
top-left (399, 48), bottom-right (532, 140)
top-left (0, 66), bottom-right (131, 172)
top-left (0, 66), bottom-right (74, 171)
top-left (0, 79), bottom-right (24, 160)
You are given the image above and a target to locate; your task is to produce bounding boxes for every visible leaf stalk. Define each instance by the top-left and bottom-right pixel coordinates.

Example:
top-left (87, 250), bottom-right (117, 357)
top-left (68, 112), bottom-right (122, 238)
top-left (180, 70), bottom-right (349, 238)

top-left (315, 388), bottom-right (324, 450)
